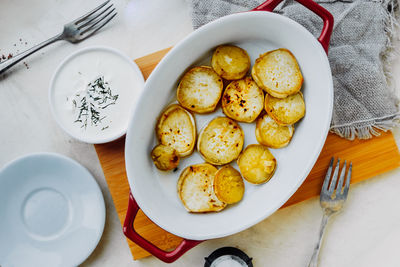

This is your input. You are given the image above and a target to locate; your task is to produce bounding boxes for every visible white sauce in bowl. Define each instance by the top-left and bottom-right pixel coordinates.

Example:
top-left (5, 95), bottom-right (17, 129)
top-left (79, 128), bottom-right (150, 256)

top-left (210, 256), bottom-right (247, 267)
top-left (49, 47), bottom-right (144, 144)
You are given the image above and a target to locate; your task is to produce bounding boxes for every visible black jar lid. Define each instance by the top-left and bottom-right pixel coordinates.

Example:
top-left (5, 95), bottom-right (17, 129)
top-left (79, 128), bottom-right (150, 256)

top-left (204, 247), bottom-right (253, 267)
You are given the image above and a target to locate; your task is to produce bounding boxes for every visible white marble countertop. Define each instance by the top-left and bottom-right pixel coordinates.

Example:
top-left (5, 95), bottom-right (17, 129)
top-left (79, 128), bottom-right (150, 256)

top-left (1, 0), bottom-right (400, 266)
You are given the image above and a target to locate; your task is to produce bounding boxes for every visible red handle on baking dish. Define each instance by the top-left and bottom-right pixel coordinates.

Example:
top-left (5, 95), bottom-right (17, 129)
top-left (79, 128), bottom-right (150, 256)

top-left (123, 192), bottom-right (202, 263)
top-left (252, 0), bottom-right (334, 54)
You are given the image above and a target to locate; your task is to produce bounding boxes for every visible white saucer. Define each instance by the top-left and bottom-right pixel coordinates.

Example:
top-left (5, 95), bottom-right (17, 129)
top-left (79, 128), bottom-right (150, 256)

top-left (0, 153), bottom-right (105, 267)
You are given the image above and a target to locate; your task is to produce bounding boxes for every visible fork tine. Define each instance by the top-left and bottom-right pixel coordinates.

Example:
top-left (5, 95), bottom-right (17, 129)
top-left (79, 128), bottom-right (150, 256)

top-left (328, 158), bottom-right (340, 194)
top-left (343, 162), bottom-right (352, 197)
top-left (80, 9), bottom-right (116, 35)
top-left (321, 157), bottom-right (334, 192)
top-left (80, 12), bottom-right (117, 39)
top-left (336, 160), bottom-right (347, 193)
top-left (73, 0), bottom-right (110, 25)
top-left (78, 4), bottom-right (113, 30)
top-left (80, 8), bottom-right (115, 35)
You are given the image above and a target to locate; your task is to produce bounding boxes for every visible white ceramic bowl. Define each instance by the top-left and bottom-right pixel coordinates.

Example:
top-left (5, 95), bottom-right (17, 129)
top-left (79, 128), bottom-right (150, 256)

top-left (49, 46), bottom-right (145, 144)
top-left (125, 11), bottom-right (333, 240)
top-left (0, 153), bottom-right (105, 267)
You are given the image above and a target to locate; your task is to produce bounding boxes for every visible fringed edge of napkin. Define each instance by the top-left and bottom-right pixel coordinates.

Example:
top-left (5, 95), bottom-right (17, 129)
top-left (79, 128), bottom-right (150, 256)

top-left (330, 0), bottom-right (400, 140)
top-left (331, 113), bottom-right (400, 140)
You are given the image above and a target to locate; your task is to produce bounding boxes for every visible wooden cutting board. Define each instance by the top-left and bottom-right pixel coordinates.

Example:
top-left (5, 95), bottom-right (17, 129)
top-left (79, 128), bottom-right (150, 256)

top-left (94, 48), bottom-right (400, 260)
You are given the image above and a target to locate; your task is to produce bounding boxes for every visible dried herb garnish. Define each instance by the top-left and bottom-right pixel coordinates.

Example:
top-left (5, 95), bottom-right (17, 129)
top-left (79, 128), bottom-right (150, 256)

top-left (72, 76), bottom-right (118, 130)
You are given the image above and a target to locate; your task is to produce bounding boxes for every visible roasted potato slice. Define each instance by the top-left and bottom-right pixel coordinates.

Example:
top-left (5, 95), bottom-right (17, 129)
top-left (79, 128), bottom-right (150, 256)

top-left (265, 92), bottom-right (305, 125)
top-left (214, 165), bottom-right (245, 204)
top-left (177, 66), bottom-right (223, 113)
top-left (151, 144), bottom-right (180, 171)
top-left (211, 45), bottom-right (251, 80)
top-left (156, 104), bottom-right (196, 157)
top-left (237, 144), bottom-right (277, 184)
top-left (255, 114), bottom-right (294, 148)
top-left (198, 117), bottom-right (244, 165)
top-left (177, 163), bottom-right (226, 212)
top-left (221, 77), bottom-right (264, 123)
top-left (252, 48), bottom-right (303, 98)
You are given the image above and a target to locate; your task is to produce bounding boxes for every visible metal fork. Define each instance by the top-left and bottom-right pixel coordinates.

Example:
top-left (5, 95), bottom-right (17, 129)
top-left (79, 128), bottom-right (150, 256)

top-left (0, 1), bottom-right (117, 75)
top-left (307, 157), bottom-right (352, 267)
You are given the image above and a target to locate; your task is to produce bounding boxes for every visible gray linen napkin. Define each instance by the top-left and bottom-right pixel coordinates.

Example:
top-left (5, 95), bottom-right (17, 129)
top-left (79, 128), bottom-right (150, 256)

top-left (187, 0), bottom-right (400, 139)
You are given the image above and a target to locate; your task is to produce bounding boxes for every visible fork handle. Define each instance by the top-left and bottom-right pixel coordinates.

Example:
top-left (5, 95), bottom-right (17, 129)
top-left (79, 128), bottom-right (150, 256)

top-left (307, 213), bottom-right (331, 267)
top-left (0, 33), bottom-right (64, 75)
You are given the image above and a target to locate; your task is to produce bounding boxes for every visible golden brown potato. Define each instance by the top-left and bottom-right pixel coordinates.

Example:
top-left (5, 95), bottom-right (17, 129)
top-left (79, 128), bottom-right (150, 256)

top-left (252, 48), bottom-right (303, 98)
top-left (177, 163), bottom-right (226, 212)
top-left (214, 165), bottom-right (245, 204)
top-left (177, 66), bottom-right (223, 113)
top-left (197, 117), bottom-right (244, 165)
top-left (237, 144), bottom-right (277, 184)
top-left (265, 92), bottom-right (305, 125)
top-left (221, 77), bottom-right (264, 123)
top-left (156, 104), bottom-right (196, 157)
top-left (211, 45), bottom-right (251, 80)
top-left (255, 114), bottom-right (294, 148)
top-left (151, 144), bottom-right (180, 171)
